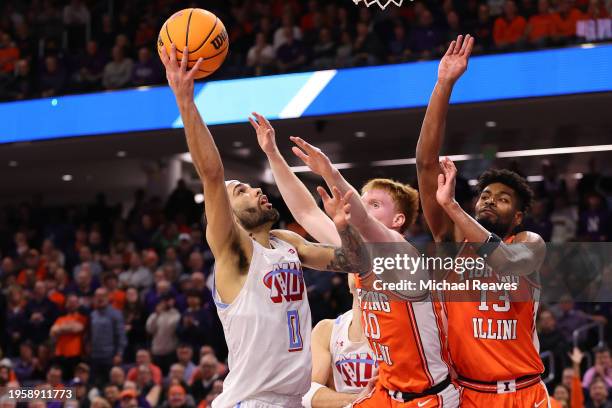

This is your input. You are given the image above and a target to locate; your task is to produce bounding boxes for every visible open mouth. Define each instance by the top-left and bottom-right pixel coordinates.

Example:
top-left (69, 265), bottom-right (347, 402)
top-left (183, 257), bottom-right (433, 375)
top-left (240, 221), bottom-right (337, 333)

top-left (260, 195), bottom-right (272, 209)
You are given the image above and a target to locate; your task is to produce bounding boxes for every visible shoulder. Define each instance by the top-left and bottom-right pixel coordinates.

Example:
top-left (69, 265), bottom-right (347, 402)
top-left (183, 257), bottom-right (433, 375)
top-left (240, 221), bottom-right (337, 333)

top-left (514, 231), bottom-right (545, 244)
top-left (312, 319), bottom-right (334, 348)
top-left (270, 229), bottom-right (305, 247)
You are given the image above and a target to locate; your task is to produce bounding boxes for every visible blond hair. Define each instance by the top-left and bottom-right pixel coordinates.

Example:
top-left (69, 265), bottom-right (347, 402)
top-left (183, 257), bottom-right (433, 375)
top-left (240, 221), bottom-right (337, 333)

top-left (361, 178), bottom-right (419, 233)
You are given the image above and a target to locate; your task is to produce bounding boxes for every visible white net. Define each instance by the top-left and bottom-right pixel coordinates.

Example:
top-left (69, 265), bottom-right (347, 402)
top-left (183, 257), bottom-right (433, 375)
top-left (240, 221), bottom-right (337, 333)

top-left (352, 0), bottom-right (403, 9)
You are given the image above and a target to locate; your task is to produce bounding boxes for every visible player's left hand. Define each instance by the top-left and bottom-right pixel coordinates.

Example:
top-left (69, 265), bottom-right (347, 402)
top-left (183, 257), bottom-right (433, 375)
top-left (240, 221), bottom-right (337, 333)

top-left (160, 44), bottom-right (204, 104)
top-left (436, 157), bottom-right (457, 207)
top-left (290, 136), bottom-right (334, 178)
top-left (438, 34), bottom-right (474, 86)
top-left (249, 112), bottom-right (277, 155)
top-left (318, 186), bottom-right (352, 231)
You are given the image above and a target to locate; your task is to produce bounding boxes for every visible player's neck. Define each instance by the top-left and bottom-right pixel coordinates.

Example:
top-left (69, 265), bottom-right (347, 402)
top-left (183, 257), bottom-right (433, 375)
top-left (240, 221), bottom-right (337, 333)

top-left (247, 227), bottom-right (273, 248)
top-left (348, 295), bottom-right (365, 343)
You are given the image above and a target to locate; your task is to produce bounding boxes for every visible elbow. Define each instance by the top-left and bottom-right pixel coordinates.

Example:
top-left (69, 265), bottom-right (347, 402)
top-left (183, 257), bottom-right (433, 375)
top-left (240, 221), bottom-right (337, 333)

top-left (416, 158), bottom-right (439, 172)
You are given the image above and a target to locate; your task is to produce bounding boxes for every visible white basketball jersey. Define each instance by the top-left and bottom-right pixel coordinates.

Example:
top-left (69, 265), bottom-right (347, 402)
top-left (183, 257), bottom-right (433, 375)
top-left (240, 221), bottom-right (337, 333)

top-left (330, 310), bottom-right (378, 394)
top-left (212, 236), bottom-right (312, 408)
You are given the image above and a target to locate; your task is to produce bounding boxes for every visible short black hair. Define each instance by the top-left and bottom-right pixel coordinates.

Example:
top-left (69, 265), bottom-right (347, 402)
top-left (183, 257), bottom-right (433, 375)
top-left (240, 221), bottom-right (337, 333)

top-left (477, 169), bottom-right (534, 212)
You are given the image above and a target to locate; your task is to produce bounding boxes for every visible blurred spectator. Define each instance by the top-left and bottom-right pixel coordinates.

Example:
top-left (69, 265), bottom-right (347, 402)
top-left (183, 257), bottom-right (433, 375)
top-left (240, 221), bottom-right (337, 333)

top-left (132, 48), bottom-right (161, 87)
top-left (5, 59), bottom-right (34, 100)
top-left (550, 196), bottom-right (578, 243)
top-left (177, 291), bottom-right (212, 350)
top-left (524, 199), bottom-right (553, 241)
top-left (160, 385), bottom-right (194, 408)
top-left (123, 287), bottom-right (147, 361)
top-left (90, 288), bottom-right (126, 388)
top-left (126, 350), bottom-right (162, 385)
top-left (540, 160), bottom-right (568, 201)
top-left (538, 309), bottom-right (570, 383)
top-left (352, 21), bottom-right (384, 66)
top-left (246, 32), bottom-right (275, 76)
top-left (587, 377), bottom-right (611, 408)
top-left (409, 9), bottom-right (442, 59)
top-left (13, 22), bottom-right (36, 61)
top-left (120, 252), bottom-right (153, 290)
top-left (446, 11), bottom-right (462, 43)
top-left (102, 46), bottom-right (133, 90)
top-left (335, 31), bottom-right (353, 67)
top-left (388, 24), bottom-right (411, 63)
top-left (583, 345), bottom-right (612, 389)
top-left (175, 345), bottom-right (196, 384)
top-left (134, 365), bottom-right (161, 407)
top-left (552, 295), bottom-right (599, 344)
top-left (578, 193), bottom-right (610, 241)
top-left (74, 246), bottom-right (103, 279)
top-left (527, 0), bottom-right (556, 45)
top-left (311, 28), bottom-right (336, 69)
top-left (102, 273), bottom-right (125, 310)
top-left (50, 294), bottom-right (87, 380)
top-left (25, 281), bottom-right (59, 345)
top-left (189, 355), bottom-right (221, 402)
top-left (273, 12), bottom-right (302, 50)
top-left (38, 55), bottom-right (66, 98)
top-left (552, 0), bottom-right (584, 40)
top-left (494, 0), bottom-right (527, 49)
top-left (146, 294), bottom-right (180, 374)
top-left (63, 0), bottom-right (90, 51)
top-left (276, 26), bottom-right (307, 73)
top-left (0, 32), bottom-right (20, 76)
top-left (11, 340), bottom-right (35, 384)
top-left (72, 41), bottom-right (106, 92)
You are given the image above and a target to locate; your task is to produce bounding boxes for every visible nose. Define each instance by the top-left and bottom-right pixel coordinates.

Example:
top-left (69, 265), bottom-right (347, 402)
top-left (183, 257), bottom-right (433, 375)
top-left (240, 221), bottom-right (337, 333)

top-left (255, 188), bottom-right (262, 196)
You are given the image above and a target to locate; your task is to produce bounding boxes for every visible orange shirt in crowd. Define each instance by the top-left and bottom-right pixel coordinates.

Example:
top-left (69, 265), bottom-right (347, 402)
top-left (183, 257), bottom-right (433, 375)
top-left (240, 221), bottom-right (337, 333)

top-left (494, 15), bottom-right (528, 46)
top-left (127, 364), bottom-right (163, 385)
top-left (54, 313), bottom-right (87, 357)
top-left (0, 45), bottom-right (20, 73)
top-left (16, 260), bottom-right (47, 286)
top-left (528, 13), bottom-right (556, 42)
top-left (552, 8), bottom-right (584, 36)
top-left (570, 373), bottom-right (584, 408)
top-left (49, 290), bottom-right (66, 309)
top-left (109, 289), bottom-right (126, 310)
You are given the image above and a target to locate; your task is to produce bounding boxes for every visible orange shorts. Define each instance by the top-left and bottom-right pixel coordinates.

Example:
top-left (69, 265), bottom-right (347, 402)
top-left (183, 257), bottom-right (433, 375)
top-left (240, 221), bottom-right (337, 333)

top-left (351, 381), bottom-right (460, 408)
top-left (459, 381), bottom-right (550, 408)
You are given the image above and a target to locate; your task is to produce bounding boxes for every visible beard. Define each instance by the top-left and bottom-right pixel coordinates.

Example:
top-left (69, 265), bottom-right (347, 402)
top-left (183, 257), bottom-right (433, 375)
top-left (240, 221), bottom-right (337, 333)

top-left (236, 206), bottom-right (280, 230)
top-left (476, 214), bottom-right (513, 237)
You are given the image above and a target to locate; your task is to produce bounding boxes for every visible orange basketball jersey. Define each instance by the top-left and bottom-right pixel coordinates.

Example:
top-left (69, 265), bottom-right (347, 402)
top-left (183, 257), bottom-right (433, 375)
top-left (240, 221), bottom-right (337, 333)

top-left (356, 273), bottom-right (451, 393)
top-left (438, 236), bottom-right (544, 382)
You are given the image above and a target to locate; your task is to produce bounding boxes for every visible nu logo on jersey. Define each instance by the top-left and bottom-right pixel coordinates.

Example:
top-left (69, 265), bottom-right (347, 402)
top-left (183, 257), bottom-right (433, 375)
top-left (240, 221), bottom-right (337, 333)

top-left (335, 352), bottom-right (377, 387)
top-left (263, 262), bottom-right (304, 303)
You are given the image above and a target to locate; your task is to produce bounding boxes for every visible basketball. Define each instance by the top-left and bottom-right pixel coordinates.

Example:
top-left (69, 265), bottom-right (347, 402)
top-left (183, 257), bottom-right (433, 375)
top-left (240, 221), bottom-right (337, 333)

top-left (157, 8), bottom-right (229, 79)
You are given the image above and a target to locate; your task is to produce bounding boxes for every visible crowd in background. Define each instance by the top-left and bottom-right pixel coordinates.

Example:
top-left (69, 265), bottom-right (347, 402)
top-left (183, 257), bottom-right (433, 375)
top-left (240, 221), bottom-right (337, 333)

top-left (0, 157), bottom-right (610, 407)
top-left (1, 0), bottom-right (612, 101)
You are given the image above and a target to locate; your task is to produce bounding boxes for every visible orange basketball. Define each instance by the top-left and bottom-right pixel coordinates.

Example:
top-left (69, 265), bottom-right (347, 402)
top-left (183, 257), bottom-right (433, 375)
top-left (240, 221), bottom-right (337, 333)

top-left (158, 8), bottom-right (229, 79)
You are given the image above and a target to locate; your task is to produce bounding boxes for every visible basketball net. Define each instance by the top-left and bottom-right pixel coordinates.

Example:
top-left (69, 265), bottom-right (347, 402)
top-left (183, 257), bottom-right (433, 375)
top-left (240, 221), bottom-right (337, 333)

top-left (352, 0), bottom-right (403, 10)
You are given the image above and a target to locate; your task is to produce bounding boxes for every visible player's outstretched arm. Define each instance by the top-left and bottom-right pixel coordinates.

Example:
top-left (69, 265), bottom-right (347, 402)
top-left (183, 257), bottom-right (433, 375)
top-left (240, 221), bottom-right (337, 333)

top-left (302, 319), bottom-right (359, 408)
top-left (161, 45), bottom-right (249, 270)
top-left (249, 112), bottom-right (340, 246)
top-left (291, 137), bottom-right (401, 243)
top-left (436, 158), bottom-right (545, 276)
top-left (416, 34), bottom-right (474, 242)
top-left (272, 188), bottom-right (370, 275)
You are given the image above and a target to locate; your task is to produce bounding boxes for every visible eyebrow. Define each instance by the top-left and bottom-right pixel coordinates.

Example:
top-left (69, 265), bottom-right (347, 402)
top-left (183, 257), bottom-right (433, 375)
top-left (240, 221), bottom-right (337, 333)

top-left (232, 183), bottom-right (244, 196)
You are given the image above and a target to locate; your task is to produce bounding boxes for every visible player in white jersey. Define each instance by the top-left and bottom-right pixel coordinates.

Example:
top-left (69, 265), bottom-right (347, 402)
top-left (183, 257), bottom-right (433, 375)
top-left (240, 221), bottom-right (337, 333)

top-left (160, 46), bottom-right (371, 408)
top-left (303, 274), bottom-right (378, 408)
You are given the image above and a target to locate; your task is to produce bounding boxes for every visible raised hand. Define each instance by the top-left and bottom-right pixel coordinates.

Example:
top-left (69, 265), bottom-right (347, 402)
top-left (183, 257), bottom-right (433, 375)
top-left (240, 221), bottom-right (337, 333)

top-left (290, 136), bottom-right (334, 178)
top-left (160, 44), bottom-right (204, 104)
top-left (249, 112), bottom-right (277, 155)
top-left (436, 157), bottom-right (457, 207)
top-left (438, 34), bottom-right (474, 86)
top-left (318, 186), bottom-right (353, 231)
top-left (568, 347), bottom-right (584, 366)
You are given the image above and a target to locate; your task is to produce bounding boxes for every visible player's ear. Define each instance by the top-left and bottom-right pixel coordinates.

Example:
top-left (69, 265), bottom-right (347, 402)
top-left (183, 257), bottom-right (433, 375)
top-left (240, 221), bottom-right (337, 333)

top-left (513, 210), bottom-right (524, 229)
top-left (392, 213), bottom-right (405, 231)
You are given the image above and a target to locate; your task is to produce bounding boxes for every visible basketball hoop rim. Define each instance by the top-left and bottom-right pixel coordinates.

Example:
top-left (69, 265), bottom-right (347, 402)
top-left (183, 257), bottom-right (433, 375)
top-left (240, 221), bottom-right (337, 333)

top-left (352, 0), bottom-right (404, 10)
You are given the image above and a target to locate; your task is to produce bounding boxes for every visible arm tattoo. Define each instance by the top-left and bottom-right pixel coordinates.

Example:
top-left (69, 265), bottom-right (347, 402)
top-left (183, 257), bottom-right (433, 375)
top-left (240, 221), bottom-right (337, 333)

top-left (325, 225), bottom-right (370, 275)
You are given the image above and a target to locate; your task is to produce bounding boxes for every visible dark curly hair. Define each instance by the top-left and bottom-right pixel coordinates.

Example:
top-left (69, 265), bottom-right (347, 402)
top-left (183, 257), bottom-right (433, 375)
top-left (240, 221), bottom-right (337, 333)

top-left (476, 169), bottom-right (534, 212)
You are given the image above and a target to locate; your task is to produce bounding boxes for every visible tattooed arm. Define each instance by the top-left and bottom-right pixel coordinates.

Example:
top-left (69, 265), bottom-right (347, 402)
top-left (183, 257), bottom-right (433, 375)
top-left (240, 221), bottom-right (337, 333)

top-left (271, 225), bottom-right (370, 276)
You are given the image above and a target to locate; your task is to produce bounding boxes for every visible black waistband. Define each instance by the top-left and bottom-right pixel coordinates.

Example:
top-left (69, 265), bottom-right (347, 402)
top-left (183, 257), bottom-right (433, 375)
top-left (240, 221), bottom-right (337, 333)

top-left (387, 376), bottom-right (451, 402)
